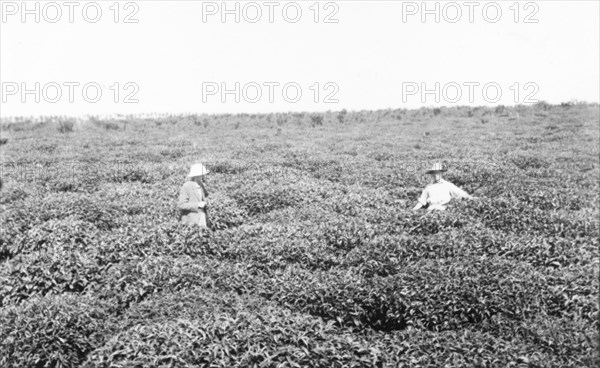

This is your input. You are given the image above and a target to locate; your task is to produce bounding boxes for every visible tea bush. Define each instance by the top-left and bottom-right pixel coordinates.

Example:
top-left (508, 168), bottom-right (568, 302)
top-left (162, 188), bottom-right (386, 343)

top-left (0, 295), bottom-right (115, 368)
top-left (0, 104), bottom-right (598, 367)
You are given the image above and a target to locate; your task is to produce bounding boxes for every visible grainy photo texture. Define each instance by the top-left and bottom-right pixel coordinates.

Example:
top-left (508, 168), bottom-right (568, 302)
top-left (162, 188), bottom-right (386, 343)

top-left (0, 1), bottom-right (598, 367)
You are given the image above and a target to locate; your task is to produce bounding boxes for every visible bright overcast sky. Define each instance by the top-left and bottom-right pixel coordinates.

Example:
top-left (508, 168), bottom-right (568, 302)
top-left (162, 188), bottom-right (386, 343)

top-left (0, 0), bottom-right (598, 117)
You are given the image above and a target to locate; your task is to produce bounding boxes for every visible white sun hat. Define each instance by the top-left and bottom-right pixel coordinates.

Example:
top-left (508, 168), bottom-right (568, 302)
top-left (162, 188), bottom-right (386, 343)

top-left (425, 162), bottom-right (447, 174)
top-left (187, 163), bottom-right (210, 178)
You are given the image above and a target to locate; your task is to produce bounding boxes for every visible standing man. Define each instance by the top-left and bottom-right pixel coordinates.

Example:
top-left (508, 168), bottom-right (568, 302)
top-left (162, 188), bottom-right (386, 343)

top-left (413, 162), bottom-right (473, 211)
top-left (179, 163), bottom-right (210, 228)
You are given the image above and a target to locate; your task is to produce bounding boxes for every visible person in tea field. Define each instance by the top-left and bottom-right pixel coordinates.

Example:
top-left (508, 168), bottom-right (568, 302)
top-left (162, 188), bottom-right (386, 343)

top-left (178, 163), bottom-right (210, 228)
top-left (412, 162), bottom-right (473, 212)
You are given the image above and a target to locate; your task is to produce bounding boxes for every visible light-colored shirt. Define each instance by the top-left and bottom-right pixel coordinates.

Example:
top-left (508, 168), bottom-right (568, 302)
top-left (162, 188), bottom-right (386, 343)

top-left (417, 179), bottom-right (471, 211)
top-left (178, 181), bottom-right (208, 228)
top-left (191, 182), bottom-right (208, 227)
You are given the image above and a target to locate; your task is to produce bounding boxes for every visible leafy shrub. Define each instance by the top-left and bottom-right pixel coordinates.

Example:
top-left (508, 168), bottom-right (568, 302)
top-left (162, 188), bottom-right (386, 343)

top-left (329, 193), bottom-right (363, 216)
top-left (57, 119), bottom-right (76, 133)
top-left (372, 210), bottom-right (466, 236)
top-left (208, 161), bottom-right (248, 175)
top-left (337, 109), bottom-right (347, 124)
top-left (259, 258), bottom-right (588, 332)
top-left (0, 187), bottom-right (28, 204)
top-left (85, 301), bottom-right (385, 367)
top-left (0, 249), bottom-right (108, 306)
top-left (385, 324), bottom-right (596, 368)
top-left (310, 114), bottom-right (324, 127)
top-left (207, 192), bottom-right (247, 230)
top-left (233, 185), bottom-right (304, 215)
top-left (45, 179), bottom-right (83, 193)
top-left (0, 104), bottom-right (597, 367)
top-left (0, 295), bottom-right (114, 368)
top-left (511, 155), bottom-right (550, 170)
top-left (1, 217), bottom-right (99, 259)
top-left (89, 116), bottom-right (120, 130)
top-left (319, 217), bottom-right (375, 250)
top-left (108, 166), bottom-right (155, 184)
top-left (478, 314), bottom-right (599, 367)
top-left (98, 121), bottom-right (121, 130)
top-left (2, 120), bottom-right (45, 132)
top-left (159, 147), bottom-right (184, 159)
top-left (455, 199), bottom-right (596, 238)
top-left (282, 158), bottom-right (345, 183)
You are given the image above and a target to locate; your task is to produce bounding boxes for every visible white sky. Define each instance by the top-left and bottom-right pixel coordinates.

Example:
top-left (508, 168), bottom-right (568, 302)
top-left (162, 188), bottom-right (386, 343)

top-left (0, 0), bottom-right (598, 117)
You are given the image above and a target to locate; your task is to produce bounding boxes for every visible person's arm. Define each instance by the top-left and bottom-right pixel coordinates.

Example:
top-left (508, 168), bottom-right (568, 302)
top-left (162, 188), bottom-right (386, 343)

top-left (413, 188), bottom-right (428, 211)
top-left (178, 184), bottom-right (199, 212)
top-left (447, 181), bottom-right (472, 199)
top-left (412, 202), bottom-right (424, 211)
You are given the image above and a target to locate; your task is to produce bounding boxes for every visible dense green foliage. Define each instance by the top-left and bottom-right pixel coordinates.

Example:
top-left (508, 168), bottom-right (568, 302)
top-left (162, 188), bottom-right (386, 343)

top-left (1, 104), bottom-right (598, 367)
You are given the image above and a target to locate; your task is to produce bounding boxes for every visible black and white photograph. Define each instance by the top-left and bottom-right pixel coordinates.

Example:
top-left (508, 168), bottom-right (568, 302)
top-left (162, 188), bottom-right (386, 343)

top-left (0, 1), bottom-right (598, 367)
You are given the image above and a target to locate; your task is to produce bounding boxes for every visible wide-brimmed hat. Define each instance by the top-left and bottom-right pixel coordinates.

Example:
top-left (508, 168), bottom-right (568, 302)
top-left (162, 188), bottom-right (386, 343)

top-left (187, 163), bottom-right (210, 178)
top-left (425, 162), bottom-right (447, 174)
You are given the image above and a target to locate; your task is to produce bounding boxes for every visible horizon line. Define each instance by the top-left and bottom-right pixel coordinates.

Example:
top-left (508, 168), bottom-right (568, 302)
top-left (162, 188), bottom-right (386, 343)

top-left (1, 100), bottom-right (598, 121)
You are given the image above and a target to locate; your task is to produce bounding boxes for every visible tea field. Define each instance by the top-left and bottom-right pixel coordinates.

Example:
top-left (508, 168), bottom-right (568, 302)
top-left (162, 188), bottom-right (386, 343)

top-left (0, 103), bottom-right (598, 367)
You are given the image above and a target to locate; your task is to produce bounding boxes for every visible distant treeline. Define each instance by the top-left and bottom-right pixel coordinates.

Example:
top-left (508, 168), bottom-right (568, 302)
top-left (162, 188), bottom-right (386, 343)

top-left (1, 101), bottom-right (597, 133)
